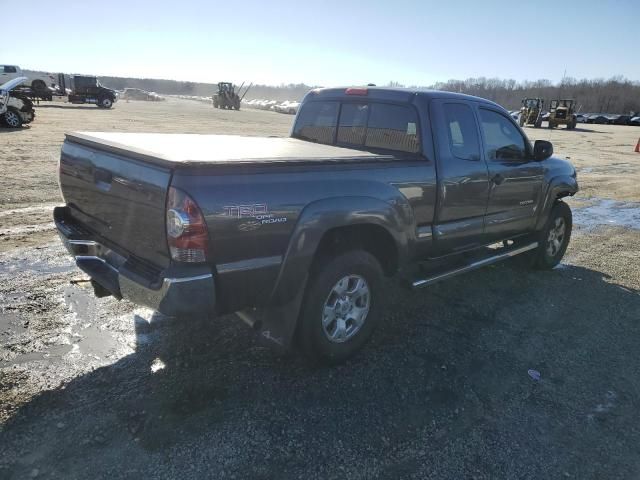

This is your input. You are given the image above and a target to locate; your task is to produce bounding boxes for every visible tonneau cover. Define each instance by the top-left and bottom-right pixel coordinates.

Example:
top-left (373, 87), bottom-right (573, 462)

top-left (65, 132), bottom-right (394, 166)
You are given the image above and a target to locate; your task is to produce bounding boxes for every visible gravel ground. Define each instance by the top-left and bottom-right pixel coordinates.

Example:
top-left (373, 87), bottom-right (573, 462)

top-left (1, 99), bottom-right (639, 479)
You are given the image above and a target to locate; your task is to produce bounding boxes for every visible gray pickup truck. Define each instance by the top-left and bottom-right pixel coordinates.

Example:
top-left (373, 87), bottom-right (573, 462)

top-left (54, 87), bottom-right (578, 363)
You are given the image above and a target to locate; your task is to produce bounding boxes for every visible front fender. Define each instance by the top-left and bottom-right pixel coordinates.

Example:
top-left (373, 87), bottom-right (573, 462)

top-left (269, 196), bottom-right (411, 305)
top-left (536, 175), bottom-right (578, 230)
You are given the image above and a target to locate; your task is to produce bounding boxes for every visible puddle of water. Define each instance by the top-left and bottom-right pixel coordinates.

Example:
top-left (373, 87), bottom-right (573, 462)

top-left (0, 222), bottom-right (55, 236)
top-left (573, 198), bottom-right (640, 231)
top-left (0, 204), bottom-right (58, 218)
top-left (0, 344), bottom-right (73, 368)
top-left (0, 244), bottom-right (74, 276)
top-left (0, 311), bottom-right (26, 336)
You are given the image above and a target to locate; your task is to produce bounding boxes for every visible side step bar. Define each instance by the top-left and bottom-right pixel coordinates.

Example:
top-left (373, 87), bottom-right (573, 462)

top-left (412, 242), bottom-right (538, 289)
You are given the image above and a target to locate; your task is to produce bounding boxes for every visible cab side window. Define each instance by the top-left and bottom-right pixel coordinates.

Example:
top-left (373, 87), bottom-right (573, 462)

top-left (443, 103), bottom-right (480, 160)
top-left (479, 109), bottom-right (527, 161)
top-left (3, 66), bottom-right (18, 73)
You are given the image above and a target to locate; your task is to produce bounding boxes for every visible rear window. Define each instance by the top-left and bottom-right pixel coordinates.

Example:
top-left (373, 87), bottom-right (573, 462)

top-left (337, 103), bottom-right (368, 146)
top-left (3, 66), bottom-right (17, 73)
top-left (292, 101), bottom-right (339, 144)
top-left (293, 100), bottom-right (420, 154)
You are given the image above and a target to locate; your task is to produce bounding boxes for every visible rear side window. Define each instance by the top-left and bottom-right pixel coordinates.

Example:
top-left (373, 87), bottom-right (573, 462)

top-left (365, 103), bottom-right (420, 153)
top-left (443, 103), bottom-right (480, 160)
top-left (3, 66), bottom-right (17, 73)
top-left (479, 109), bottom-right (526, 160)
top-left (292, 101), bottom-right (339, 144)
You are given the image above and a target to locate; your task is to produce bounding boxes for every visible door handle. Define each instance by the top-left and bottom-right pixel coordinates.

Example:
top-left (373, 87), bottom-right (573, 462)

top-left (491, 173), bottom-right (505, 185)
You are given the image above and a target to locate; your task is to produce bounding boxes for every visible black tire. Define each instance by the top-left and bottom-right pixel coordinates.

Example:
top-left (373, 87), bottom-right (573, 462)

top-left (2, 108), bottom-right (23, 128)
top-left (530, 201), bottom-right (572, 270)
top-left (548, 121), bottom-right (554, 129)
top-left (31, 79), bottom-right (47, 92)
top-left (519, 116), bottom-right (525, 127)
top-left (297, 250), bottom-right (384, 364)
top-left (97, 97), bottom-right (113, 109)
top-left (535, 119), bottom-right (542, 128)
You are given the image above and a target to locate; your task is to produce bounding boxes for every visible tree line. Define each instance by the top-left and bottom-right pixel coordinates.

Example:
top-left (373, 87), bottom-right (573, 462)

top-left (406, 76), bottom-right (640, 114)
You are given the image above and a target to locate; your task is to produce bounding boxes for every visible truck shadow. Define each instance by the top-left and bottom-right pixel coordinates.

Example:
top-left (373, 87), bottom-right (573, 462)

top-left (2, 262), bottom-right (640, 478)
top-left (33, 104), bottom-right (108, 110)
top-left (571, 127), bottom-right (606, 133)
top-left (0, 126), bottom-right (31, 133)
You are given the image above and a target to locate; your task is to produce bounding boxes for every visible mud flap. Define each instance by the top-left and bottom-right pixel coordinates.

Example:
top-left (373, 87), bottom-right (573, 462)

top-left (236, 278), bottom-right (307, 354)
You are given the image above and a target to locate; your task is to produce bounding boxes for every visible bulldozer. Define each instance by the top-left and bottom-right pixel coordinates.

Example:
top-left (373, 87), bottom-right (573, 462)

top-left (518, 98), bottom-right (544, 128)
top-left (548, 99), bottom-right (577, 129)
top-left (212, 82), bottom-right (251, 110)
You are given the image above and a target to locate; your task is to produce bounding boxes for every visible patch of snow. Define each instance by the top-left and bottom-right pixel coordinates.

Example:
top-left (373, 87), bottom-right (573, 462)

top-left (573, 199), bottom-right (640, 231)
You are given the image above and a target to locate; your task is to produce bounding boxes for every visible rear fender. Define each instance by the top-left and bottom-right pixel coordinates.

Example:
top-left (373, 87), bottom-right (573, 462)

top-left (270, 196), bottom-right (410, 306)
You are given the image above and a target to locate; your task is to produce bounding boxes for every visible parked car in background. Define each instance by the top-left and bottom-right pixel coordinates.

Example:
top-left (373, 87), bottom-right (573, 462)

top-left (630, 116), bottom-right (640, 126)
top-left (587, 114), bottom-right (609, 124)
top-left (576, 114), bottom-right (588, 123)
top-left (0, 77), bottom-right (36, 128)
top-left (121, 88), bottom-right (164, 102)
top-left (274, 100), bottom-right (300, 114)
top-left (541, 111), bottom-right (550, 121)
top-left (509, 110), bottom-right (519, 121)
top-left (0, 65), bottom-right (58, 94)
top-left (609, 115), bottom-right (631, 125)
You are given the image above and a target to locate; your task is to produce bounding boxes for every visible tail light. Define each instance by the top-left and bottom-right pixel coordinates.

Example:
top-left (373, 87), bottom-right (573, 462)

top-left (166, 186), bottom-right (209, 263)
top-left (345, 87), bottom-right (368, 96)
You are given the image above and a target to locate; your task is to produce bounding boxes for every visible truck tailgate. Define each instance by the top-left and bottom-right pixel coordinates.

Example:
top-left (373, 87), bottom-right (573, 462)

top-left (59, 139), bottom-right (171, 269)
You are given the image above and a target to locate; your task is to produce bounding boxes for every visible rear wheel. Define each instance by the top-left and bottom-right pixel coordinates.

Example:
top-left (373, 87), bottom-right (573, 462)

top-left (297, 250), bottom-right (384, 364)
top-left (97, 97), bottom-right (113, 109)
top-left (529, 201), bottom-right (572, 270)
top-left (31, 79), bottom-right (46, 92)
top-left (2, 108), bottom-right (23, 128)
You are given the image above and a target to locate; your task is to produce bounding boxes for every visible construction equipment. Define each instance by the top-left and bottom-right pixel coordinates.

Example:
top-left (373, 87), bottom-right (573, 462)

top-left (212, 82), bottom-right (251, 110)
top-left (518, 98), bottom-right (544, 128)
top-left (548, 99), bottom-right (577, 129)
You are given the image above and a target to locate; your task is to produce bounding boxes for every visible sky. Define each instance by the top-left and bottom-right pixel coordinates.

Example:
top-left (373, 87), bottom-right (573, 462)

top-left (1, 0), bottom-right (638, 86)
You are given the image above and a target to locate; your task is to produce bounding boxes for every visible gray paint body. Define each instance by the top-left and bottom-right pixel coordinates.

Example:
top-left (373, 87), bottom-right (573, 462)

top-left (57, 87), bottom-right (578, 322)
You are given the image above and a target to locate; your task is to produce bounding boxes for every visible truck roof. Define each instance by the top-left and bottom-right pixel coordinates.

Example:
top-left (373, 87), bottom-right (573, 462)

top-left (65, 132), bottom-right (395, 167)
top-left (307, 87), bottom-right (504, 110)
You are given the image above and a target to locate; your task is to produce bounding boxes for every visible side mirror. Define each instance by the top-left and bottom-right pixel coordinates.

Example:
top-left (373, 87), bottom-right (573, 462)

top-left (533, 140), bottom-right (553, 161)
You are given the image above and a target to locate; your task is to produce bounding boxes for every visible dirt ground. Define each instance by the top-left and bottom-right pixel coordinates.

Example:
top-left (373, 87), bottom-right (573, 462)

top-left (1, 98), bottom-right (640, 479)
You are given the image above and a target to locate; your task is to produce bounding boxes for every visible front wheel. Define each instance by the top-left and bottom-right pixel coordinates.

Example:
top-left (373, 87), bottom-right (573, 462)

top-left (2, 108), bottom-right (23, 128)
top-left (297, 250), bottom-right (384, 364)
top-left (530, 201), bottom-right (572, 269)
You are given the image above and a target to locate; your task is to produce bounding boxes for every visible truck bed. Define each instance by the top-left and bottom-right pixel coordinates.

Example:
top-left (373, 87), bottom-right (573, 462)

top-left (66, 132), bottom-right (395, 167)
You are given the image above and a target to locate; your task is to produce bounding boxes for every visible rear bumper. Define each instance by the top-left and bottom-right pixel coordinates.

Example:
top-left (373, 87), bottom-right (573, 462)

top-left (54, 206), bottom-right (215, 317)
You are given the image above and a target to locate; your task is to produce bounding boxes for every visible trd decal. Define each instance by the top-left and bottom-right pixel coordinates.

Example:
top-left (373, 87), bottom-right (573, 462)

top-left (224, 203), bottom-right (287, 225)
